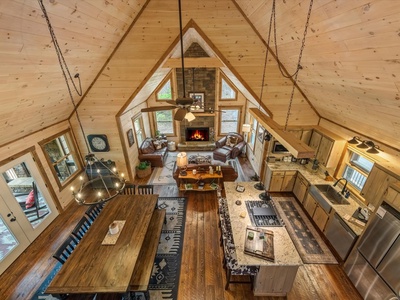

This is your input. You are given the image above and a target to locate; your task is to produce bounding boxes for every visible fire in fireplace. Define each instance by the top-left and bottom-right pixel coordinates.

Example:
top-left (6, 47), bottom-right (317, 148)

top-left (186, 127), bottom-right (209, 141)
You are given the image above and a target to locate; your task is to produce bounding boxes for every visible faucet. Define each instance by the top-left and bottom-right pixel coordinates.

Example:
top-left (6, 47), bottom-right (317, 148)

top-left (333, 178), bottom-right (348, 195)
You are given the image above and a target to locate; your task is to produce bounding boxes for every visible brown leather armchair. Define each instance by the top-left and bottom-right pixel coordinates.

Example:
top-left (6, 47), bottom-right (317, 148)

top-left (138, 138), bottom-right (168, 167)
top-left (214, 132), bottom-right (245, 161)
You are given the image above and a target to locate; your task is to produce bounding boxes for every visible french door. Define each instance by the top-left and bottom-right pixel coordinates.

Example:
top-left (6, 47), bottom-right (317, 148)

top-left (0, 153), bottom-right (58, 274)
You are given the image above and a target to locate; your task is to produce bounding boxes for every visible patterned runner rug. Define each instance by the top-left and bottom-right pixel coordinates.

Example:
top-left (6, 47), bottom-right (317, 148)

top-left (274, 196), bottom-right (338, 264)
top-left (32, 197), bottom-right (187, 300)
top-left (148, 152), bottom-right (246, 185)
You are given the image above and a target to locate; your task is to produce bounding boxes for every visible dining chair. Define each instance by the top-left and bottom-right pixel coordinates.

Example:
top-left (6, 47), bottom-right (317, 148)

top-left (137, 184), bottom-right (154, 195)
top-left (52, 235), bottom-right (79, 264)
top-left (122, 183), bottom-right (136, 195)
top-left (71, 215), bottom-right (91, 241)
top-left (85, 204), bottom-right (102, 223)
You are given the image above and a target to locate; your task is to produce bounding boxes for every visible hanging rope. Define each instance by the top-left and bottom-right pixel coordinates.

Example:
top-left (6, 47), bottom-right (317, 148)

top-left (38, 0), bottom-right (89, 152)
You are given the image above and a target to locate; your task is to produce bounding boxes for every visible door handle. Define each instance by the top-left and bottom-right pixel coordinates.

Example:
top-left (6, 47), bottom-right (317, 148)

top-left (7, 212), bottom-right (16, 222)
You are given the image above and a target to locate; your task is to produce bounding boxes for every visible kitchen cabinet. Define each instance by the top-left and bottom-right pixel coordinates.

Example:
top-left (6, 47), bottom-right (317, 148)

top-left (267, 170), bottom-right (297, 192)
top-left (303, 193), bottom-right (317, 217)
top-left (308, 127), bottom-right (346, 169)
top-left (288, 128), bottom-right (313, 145)
top-left (313, 205), bottom-right (329, 231)
top-left (383, 182), bottom-right (400, 211)
top-left (361, 164), bottom-right (398, 211)
top-left (293, 172), bottom-right (310, 203)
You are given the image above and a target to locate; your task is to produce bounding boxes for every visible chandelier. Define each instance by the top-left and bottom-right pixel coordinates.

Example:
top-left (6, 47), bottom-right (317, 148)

top-left (39, 0), bottom-right (126, 205)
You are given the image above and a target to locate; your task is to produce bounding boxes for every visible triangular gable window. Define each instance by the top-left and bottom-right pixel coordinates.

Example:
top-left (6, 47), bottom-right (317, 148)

top-left (156, 76), bottom-right (173, 101)
top-left (220, 76), bottom-right (237, 100)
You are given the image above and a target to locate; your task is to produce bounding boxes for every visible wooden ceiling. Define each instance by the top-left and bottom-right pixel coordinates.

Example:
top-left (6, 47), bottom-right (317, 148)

top-left (1, 0), bottom-right (399, 150)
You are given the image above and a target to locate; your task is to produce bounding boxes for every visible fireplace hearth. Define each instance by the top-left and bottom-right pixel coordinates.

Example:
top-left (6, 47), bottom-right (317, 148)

top-left (186, 127), bottom-right (209, 141)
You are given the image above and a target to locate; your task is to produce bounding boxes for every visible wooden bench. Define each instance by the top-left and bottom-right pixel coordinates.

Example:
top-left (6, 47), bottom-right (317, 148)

top-left (129, 208), bottom-right (166, 292)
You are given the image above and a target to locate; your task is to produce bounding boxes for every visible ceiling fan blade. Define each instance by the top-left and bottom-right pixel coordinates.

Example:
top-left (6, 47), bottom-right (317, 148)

top-left (164, 100), bottom-right (178, 105)
top-left (141, 105), bottom-right (176, 112)
top-left (174, 108), bottom-right (187, 121)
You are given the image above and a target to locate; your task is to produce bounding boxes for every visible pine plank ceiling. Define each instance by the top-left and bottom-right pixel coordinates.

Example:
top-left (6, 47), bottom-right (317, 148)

top-left (1, 0), bottom-right (399, 149)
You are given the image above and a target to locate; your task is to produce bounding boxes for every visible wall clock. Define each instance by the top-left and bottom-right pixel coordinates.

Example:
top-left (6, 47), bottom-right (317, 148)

top-left (87, 134), bottom-right (110, 152)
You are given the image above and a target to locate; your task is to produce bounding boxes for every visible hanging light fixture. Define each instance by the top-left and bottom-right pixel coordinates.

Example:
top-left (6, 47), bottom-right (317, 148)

top-left (39, 0), bottom-right (125, 205)
top-left (366, 142), bottom-right (380, 154)
top-left (348, 136), bottom-right (361, 144)
top-left (357, 141), bottom-right (370, 149)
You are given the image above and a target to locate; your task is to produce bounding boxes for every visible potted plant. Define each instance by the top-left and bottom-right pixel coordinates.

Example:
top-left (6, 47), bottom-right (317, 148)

top-left (136, 161), bottom-right (151, 178)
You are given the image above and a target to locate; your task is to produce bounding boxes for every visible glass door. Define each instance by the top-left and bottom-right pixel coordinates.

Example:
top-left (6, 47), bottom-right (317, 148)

top-left (0, 196), bottom-right (30, 274)
top-left (0, 152), bottom-right (59, 275)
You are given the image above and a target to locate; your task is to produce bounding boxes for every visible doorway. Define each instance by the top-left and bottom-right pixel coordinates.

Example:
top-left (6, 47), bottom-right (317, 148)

top-left (0, 152), bottom-right (58, 274)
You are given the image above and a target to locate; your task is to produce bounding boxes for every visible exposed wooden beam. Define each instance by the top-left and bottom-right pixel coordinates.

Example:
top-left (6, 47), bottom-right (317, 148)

top-left (249, 108), bottom-right (315, 159)
top-left (162, 57), bottom-right (224, 68)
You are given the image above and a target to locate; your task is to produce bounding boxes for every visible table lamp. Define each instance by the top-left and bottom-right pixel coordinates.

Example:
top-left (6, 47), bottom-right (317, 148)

top-left (176, 152), bottom-right (188, 176)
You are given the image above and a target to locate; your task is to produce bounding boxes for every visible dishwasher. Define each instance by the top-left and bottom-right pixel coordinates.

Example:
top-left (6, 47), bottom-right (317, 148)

top-left (325, 213), bottom-right (358, 261)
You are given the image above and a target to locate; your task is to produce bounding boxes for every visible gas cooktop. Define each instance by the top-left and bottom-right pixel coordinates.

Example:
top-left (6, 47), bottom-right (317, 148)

top-left (245, 200), bottom-right (283, 227)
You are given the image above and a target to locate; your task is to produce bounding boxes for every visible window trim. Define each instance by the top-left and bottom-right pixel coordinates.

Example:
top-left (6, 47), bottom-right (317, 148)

top-left (155, 73), bottom-right (174, 101)
top-left (219, 73), bottom-right (238, 101)
top-left (248, 115), bottom-right (257, 151)
top-left (132, 114), bottom-right (145, 149)
top-left (218, 106), bottom-right (241, 136)
top-left (39, 129), bottom-right (82, 191)
top-left (153, 110), bottom-right (176, 137)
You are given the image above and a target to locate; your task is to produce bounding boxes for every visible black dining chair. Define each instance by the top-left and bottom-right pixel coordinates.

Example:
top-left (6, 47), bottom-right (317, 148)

top-left (137, 184), bottom-right (154, 195)
top-left (85, 204), bottom-right (102, 223)
top-left (122, 183), bottom-right (136, 195)
top-left (71, 215), bottom-right (91, 241)
top-left (52, 235), bottom-right (79, 264)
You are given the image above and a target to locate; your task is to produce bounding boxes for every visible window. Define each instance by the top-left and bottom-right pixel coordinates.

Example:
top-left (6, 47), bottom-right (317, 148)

top-left (220, 108), bottom-right (240, 134)
top-left (41, 130), bottom-right (80, 188)
top-left (220, 76), bottom-right (237, 100)
top-left (133, 115), bottom-right (145, 147)
top-left (154, 110), bottom-right (174, 136)
top-left (248, 115), bottom-right (258, 150)
top-left (156, 76), bottom-right (173, 101)
top-left (342, 151), bottom-right (373, 191)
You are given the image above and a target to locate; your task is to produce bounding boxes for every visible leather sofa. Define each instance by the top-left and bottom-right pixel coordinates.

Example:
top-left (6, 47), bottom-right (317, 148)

top-left (172, 161), bottom-right (238, 186)
top-left (138, 138), bottom-right (168, 167)
top-left (213, 132), bottom-right (245, 162)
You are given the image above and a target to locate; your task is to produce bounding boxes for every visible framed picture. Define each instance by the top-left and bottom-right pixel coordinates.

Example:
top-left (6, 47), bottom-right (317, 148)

top-left (127, 129), bottom-right (135, 147)
top-left (257, 125), bottom-right (265, 144)
top-left (189, 92), bottom-right (205, 112)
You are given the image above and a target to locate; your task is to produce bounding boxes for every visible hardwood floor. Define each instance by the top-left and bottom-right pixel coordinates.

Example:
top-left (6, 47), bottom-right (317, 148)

top-left (0, 157), bottom-right (362, 300)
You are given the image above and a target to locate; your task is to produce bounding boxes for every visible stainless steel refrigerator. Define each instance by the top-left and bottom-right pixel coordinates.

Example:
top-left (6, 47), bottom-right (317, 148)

top-left (345, 202), bottom-right (399, 300)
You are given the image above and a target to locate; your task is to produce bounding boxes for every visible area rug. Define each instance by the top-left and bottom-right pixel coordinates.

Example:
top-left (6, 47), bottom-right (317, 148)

top-left (32, 197), bottom-right (187, 300)
top-left (274, 196), bottom-right (338, 264)
top-left (148, 152), bottom-right (246, 185)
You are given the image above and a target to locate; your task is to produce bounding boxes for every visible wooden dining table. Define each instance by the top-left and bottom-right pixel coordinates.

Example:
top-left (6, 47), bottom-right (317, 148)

top-left (46, 194), bottom-right (163, 296)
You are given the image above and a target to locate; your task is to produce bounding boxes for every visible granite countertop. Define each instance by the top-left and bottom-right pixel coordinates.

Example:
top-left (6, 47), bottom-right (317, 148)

top-left (224, 182), bottom-right (303, 267)
top-left (266, 162), bottom-right (368, 235)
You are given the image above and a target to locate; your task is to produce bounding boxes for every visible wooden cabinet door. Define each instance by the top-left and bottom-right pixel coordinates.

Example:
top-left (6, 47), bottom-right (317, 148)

top-left (313, 206), bottom-right (329, 231)
top-left (301, 130), bottom-right (312, 144)
top-left (361, 165), bottom-right (398, 210)
top-left (288, 129), bottom-right (302, 140)
top-left (293, 173), bottom-right (309, 203)
top-left (309, 130), bottom-right (322, 151)
top-left (316, 136), bottom-right (334, 166)
top-left (303, 193), bottom-right (317, 217)
top-left (282, 171), bottom-right (297, 192)
top-left (269, 171), bottom-right (285, 191)
top-left (385, 185), bottom-right (400, 210)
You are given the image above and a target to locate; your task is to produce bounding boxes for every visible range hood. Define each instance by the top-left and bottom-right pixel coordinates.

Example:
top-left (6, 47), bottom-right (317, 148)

top-left (249, 108), bottom-right (315, 159)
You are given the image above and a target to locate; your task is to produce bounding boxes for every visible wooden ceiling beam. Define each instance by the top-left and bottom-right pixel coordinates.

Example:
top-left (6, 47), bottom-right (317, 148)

top-left (249, 108), bottom-right (315, 159)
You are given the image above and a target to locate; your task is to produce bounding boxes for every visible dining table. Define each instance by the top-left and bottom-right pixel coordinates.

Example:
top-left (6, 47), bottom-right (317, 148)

top-left (46, 194), bottom-right (163, 297)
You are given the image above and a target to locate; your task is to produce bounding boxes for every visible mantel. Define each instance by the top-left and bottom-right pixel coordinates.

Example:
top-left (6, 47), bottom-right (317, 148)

top-left (249, 108), bottom-right (315, 159)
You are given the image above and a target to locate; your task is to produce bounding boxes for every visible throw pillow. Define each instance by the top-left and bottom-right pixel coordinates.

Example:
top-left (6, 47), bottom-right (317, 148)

top-left (226, 136), bottom-right (238, 147)
top-left (25, 190), bottom-right (35, 208)
top-left (153, 140), bottom-right (162, 150)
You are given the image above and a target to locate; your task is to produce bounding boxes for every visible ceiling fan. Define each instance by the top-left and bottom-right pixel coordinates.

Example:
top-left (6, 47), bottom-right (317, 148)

top-left (141, 0), bottom-right (194, 122)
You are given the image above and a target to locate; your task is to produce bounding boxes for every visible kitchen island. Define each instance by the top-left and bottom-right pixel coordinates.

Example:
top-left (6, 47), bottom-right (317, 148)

top-left (224, 181), bottom-right (302, 297)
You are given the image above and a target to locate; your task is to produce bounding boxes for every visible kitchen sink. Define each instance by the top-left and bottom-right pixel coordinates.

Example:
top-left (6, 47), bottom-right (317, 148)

top-left (314, 184), bottom-right (350, 205)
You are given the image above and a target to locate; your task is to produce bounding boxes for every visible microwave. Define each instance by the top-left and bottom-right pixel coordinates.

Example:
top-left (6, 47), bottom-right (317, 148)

top-left (272, 141), bottom-right (289, 154)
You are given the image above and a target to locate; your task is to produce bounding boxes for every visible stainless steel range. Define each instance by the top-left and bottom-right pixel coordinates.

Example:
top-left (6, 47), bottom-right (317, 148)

top-left (245, 200), bottom-right (283, 227)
